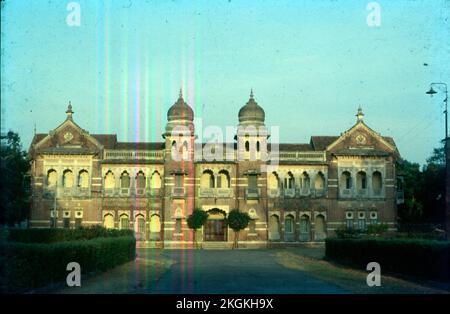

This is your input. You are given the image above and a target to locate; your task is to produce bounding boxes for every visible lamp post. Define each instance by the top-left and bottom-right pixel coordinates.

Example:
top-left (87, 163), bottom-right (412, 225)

top-left (426, 82), bottom-right (448, 239)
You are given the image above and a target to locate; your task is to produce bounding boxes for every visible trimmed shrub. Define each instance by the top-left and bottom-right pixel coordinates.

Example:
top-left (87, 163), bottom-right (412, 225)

top-left (1, 236), bottom-right (136, 293)
top-left (8, 225), bottom-right (134, 243)
top-left (325, 238), bottom-right (450, 281)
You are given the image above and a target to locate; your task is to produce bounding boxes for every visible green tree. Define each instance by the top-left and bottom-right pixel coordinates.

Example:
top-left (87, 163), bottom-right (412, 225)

top-left (187, 209), bottom-right (208, 249)
top-left (0, 131), bottom-right (31, 226)
top-left (227, 209), bottom-right (251, 249)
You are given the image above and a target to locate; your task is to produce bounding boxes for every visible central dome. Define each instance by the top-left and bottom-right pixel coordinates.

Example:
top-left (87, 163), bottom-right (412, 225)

top-left (167, 90), bottom-right (194, 122)
top-left (238, 90), bottom-right (265, 125)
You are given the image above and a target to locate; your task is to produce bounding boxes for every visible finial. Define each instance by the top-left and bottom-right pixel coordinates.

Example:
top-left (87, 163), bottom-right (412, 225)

top-left (66, 101), bottom-right (74, 119)
top-left (179, 88), bottom-right (183, 99)
top-left (250, 88), bottom-right (254, 99)
top-left (356, 105), bottom-right (364, 122)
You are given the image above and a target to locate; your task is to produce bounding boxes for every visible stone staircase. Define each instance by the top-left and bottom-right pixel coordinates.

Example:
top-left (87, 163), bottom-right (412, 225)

top-left (202, 241), bottom-right (232, 250)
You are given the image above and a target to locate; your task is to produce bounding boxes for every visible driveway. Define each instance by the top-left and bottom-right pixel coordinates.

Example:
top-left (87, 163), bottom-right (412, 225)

top-left (150, 249), bottom-right (347, 294)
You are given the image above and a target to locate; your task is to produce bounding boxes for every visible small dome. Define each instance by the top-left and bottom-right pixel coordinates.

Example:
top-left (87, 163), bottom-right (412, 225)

top-left (167, 90), bottom-right (194, 122)
top-left (238, 90), bottom-right (265, 125)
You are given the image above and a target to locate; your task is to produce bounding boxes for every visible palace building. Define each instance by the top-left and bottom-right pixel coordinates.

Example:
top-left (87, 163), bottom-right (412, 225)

top-left (28, 91), bottom-right (402, 248)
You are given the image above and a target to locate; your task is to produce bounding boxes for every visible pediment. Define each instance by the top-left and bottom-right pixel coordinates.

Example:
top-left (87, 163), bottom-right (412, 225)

top-left (326, 121), bottom-right (398, 157)
top-left (33, 118), bottom-right (103, 153)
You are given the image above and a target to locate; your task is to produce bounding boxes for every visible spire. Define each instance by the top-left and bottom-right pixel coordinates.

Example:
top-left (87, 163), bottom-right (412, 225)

top-left (66, 101), bottom-right (74, 120)
top-left (250, 88), bottom-right (254, 100)
top-left (356, 106), bottom-right (364, 122)
top-left (179, 88), bottom-right (183, 99)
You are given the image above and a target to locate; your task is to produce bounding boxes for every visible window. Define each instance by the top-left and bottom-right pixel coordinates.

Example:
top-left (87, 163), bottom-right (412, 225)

top-left (136, 216), bottom-right (146, 240)
top-left (287, 172), bottom-right (295, 189)
top-left (103, 214), bottom-right (114, 229)
top-left (150, 171), bottom-right (162, 189)
top-left (370, 211), bottom-right (378, 224)
top-left (345, 211), bottom-right (354, 229)
top-left (248, 175), bottom-right (257, 189)
top-left (268, 172), bottom-right (280, 190)
top-left (63, 170), bottom-right (73, 188)
top-left (150, 214), bottom-right (161, 233)
top-left (47, 169), bottom-right (57, 187)
top-left (300, 215), bottom-right (310, 233)
top-left (372, 171), bottom-right (382, 193)
top-left (269, 215), bottom-right (280, 240)
top-left (78, 170), bottom-right (89, 188)
top-left (63, 218), bottom-right (70, 229)
top-left (285, 215), bottom-right (294, 233)
top-left (75, 218), bottom-right (82, 228)
top-left (174, 174), bottom-right (183, 187)
top-left (256, 141), bottom-right (260, 152)
top-left (120, 215), bottom-right (129, 230)
top-left (217, 170), bottom-right (231, 188)
top-left (200, 170), bottom-right (215, 188)
top-left (136, 171), bottom-right (146, 189)
top-left (104, 171), bottom-right (115, 189)
top-left (315, 215), bottom-right (325, 234)
top-left (341, 171), bottom-right (352, 189)
top-left (245, 141), bottom-right (250, 152)
top-left (120, 171), bottom-right (130, 188)
top-left (357, 171), bottom-right (367, 190)
top-left (357, 212), bottom-right (366, 230)
top-left (300, 172), bottom-right (310, 193)
top-left (175, 219), bottom-right (182, 234)
top-left (315, 172), bottom-right (325, 190)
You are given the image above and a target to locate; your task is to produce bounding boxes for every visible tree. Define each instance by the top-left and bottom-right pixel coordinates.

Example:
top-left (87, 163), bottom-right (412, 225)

top-left (0, 131), bottom-right (31, 226)
top-left (187, 209), bottom-right (208, 249)
top-left (227, 209), bottom-right (251, 249)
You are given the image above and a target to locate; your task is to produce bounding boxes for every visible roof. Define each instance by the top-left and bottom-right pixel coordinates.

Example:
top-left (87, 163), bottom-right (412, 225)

top-left (114, 142), bottom-right (165, 150)
top-left (310, 136), bottom-right (339, 150)
top-left (332, 149), bottom-right (391, 157)
top-left (277, 143), bottom-right (313, 152)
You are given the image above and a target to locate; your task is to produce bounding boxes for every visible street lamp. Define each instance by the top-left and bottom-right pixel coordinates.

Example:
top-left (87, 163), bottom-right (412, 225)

top-left (426, 82), bottom-right (448, 239)
top-left (426, 83), bottom-right (448, 141)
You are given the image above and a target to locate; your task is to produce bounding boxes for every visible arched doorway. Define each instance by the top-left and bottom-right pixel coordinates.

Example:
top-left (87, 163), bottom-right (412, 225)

top-left (314, 214), bottom-right (326, 241)
top-left (204, 208), bottom-right (227, 241)
top-left (269, 215), bottom-right (280, 240)
top-left (103, 214), bottom-right (114, 229)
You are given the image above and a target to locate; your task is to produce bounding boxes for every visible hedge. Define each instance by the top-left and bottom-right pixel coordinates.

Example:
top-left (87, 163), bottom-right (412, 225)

top-left (1, 236), bottom-right (136, 293)
top-left (325, 238), bottom-right (450, 281)
top-left (7, 226), bottom-right (134, 243)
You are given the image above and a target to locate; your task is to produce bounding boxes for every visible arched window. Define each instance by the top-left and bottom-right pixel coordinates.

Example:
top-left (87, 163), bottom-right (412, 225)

top-left (119, 214), bottom-right (129, 230)
top-left (372, 171), bottom-right (382, 193)
top-left (171, 141), bottom-right (178, 160)
top-left (285, 215), bottom-right (294, 233)
top-left (314, 172), bottom-right (325, 190)
top-left (63, 170), bottom-right (73, 188)
top-left (217, 170), bottom-right (231, 188)
top-left (245, 141), bottom-right (250, 152)
top-left (103, 214), bottom-right (114, 229)
top-left (149, 214), bottom-right (161, 233)
top-left (256, 141), bottom-right (260, 152)
top-left (200, 170), bottom-right (215, 188)
top-left (47, 169), bottom-right (57, 187)
top-left (269, 215), bottom-right (280, 240)
top-left (120, 171), bottom-right (130, 188)
top-left (341, 171), bottom-right (352, 189)
top-left (300, 215), bottom-right (311, 242)
top-left (182, 141), bottom-right (189, 160)
top-left (150, 171), bottom-right (162, 189)
top-left (135, 215), bottom-right (146, 240)
top-left (104, 171), bottom-right (115, 189)
top-left (136, 171), bottom-right (146, 189)
top-left (268, 171), bottom-right (280, 190)
top-left (78, 170), bottom-right (89, 188)
top-left (300, 172), bottom-right (310, 193)
top-left (356, 171), bottom-right (367, 190)
top-left (287, 172), bottom-right (295, 189)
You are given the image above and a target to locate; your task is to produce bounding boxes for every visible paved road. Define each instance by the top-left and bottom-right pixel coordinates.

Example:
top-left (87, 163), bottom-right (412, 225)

top-left (150, 249), bottom-right (348, 294)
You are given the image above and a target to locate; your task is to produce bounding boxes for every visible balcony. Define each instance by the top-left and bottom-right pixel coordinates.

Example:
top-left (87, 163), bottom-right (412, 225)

top-left (199, 188), bottom-right (215, 198)
top-left (104, 188), bottom-right (117, 197)
top-left (268, 189), bottom-right (281, 198)
top-left (148, 188), bottom-right (161, 197)
top-left (313, 189), bottom-right (325, 198)
top-left (120, 188), bottom-right (130, 196)
top-left (135, 188), bottom-right (146, 197)
top-left (216, 188), bottom-right (233, 198)
top-left (245, 188), bottom-right (260, 199)
top-left (357, 189), bottom-right (368, 198)
top-left (298, 188), bottom-right (311, 196)
top-left (284, 189), bottom-right (296, 198)
top-left (340, 188), bottom-right (352, 197)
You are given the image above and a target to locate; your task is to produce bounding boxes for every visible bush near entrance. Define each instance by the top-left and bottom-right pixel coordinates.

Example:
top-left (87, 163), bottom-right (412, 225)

top-left (325, 238), bottom-right (450, 281)
top-left (227, 209), bottom-right (251, 249)
top-left (0, 226), bottom-right (136, 293)
top-left (187, 209), bottom-right (209, 248)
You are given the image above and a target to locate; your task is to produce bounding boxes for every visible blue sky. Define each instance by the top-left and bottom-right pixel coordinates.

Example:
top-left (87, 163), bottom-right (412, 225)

top-left (1, 0), bottom-right (449, 164)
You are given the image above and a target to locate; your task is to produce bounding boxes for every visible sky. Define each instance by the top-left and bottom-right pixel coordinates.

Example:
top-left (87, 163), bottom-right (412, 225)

top-left (1, 0), bottom-right (449, 165)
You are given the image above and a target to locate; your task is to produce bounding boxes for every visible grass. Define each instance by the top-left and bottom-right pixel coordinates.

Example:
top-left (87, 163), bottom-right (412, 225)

top-left (275, 248), bottom-right (449, 294)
